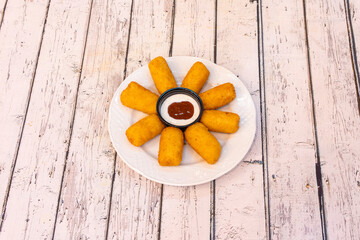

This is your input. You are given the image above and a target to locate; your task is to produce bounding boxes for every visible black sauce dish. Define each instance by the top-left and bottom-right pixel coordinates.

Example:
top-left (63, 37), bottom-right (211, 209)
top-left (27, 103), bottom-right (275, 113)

top-left (156, 87), bottom-right (203, 130)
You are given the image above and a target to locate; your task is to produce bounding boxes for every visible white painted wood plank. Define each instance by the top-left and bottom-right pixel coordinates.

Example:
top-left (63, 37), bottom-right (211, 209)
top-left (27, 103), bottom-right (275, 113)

top-left (0, 0), bottom-right (49, 223)
top-left (0, 0), bottom-right (92, 239)
top-left (107, 0), bottom-right (174, 239)
top-left (108, 161), bottom-right (163, 240)
top-left (159, 0), bottom-right (214, 239)
top-left (215, 1), bottom-right (266, 239)
top-left (262, 0), bottom-right (323, 239)
top-left (161, 185), bottom-right (211, 240)
top-left (171, 0), bottom-right (215, 60)
top-left (305, 0), bottom-right (360, 239)
top-left (53, 0), bottom-right (132, 239)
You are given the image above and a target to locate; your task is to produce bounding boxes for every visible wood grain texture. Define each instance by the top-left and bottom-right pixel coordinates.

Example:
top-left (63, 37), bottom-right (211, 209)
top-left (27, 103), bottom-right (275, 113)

top-left (159, 0), bottom-right (214, 239)
top-left (215, 0), bottom-right (266, 239)
top-left (171, 0), bottom-right (215, 60)
top-left (161, 185), bottom-right (211, 240)
top-left (107, 0), bottom-right (174, 239)
top-left (305, 0), bottom-right (360, 239)
top-left (0, 0), bottom-right (92, 238)
top-left (0, 0), bottom-right (49, 224)
top-left (53, 0), bottom-right (132, 239)
top-left (262, 0), bottom-right (323, 239)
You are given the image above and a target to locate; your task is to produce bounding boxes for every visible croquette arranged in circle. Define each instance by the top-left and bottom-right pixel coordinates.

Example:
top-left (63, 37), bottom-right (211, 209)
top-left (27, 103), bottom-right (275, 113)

top-left (120, 56), bottom-right (240, 166)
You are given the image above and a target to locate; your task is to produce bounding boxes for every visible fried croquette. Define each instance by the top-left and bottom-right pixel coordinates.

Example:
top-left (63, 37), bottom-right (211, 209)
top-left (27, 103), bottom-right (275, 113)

top-left (180, 61), bottom-right (210, 94)
top-left (148, 56), bottom-right (177, 94)
top-left (120, 81), bottom-right (159, 114)
top-left (200, 110), bottom-right (240, 133)
top-left (126, 114), bottom-right (165, 147)
top-left (199, 83), bottom-right (236, 110)
top-left (184, 122), bottom-right (221, 164)
top-left (158, 127), bottom-right (184, 166)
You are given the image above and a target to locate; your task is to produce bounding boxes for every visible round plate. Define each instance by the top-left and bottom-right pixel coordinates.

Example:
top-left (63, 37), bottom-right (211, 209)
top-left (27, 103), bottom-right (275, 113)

top-left (108, 56), bottom-right (256, 186)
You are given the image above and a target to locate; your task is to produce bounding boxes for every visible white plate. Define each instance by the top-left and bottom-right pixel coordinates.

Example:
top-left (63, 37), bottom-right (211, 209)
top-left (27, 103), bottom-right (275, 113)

top-left (108, 56), bottom-right (256, 186)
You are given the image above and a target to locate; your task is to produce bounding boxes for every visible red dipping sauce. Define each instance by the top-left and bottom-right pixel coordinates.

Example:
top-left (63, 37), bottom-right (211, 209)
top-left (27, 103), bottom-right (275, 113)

top-left (168, 101), bottom-right (194, 120)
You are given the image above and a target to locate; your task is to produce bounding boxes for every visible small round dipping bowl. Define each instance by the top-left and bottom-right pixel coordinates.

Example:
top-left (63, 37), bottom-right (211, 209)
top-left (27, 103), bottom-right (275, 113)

top-left (156, 87), bottom-right (203, 130)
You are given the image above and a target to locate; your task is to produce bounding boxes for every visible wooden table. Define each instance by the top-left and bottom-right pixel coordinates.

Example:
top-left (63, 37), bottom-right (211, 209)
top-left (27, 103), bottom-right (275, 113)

top-left (0, 0), bottom-right (359, 239)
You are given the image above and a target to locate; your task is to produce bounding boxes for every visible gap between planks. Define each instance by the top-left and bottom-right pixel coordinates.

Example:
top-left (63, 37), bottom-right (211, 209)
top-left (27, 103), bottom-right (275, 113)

top-left (302, 0), bottom-right (328, 239)
top-left (261, 0), bottom-right (324, 238)
top-left (0, 0), bottom-right (52, 231)
top-left (210, 0), bottom-right (217, 239)
top-left (257, 0), bottom-right (271, 239)
top-left (344, 0), bottom-right (360, 113)
top-left (50, 0), bottom-right (95, 237)
top-left (104, 0), bottom-right (135, 238)
top-left (305, 0), bottom-right (360, 238)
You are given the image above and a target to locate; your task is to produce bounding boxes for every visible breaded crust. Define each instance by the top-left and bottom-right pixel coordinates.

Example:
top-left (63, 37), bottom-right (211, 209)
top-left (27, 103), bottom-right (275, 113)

top-left (148, 56), bottom-right (177, 94)
top-left (185, 122), bottom-right (221, 164)
top-left (126, 114), bottom-right (165, 147)
top-left (200, 110), bottom-right (240, 133)
top-left (120, 81), bottom-right (159, 114)
top-left (199, 83), bottom-right (236, 110)
top-left (158, 127), bottom-right (184, 166)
